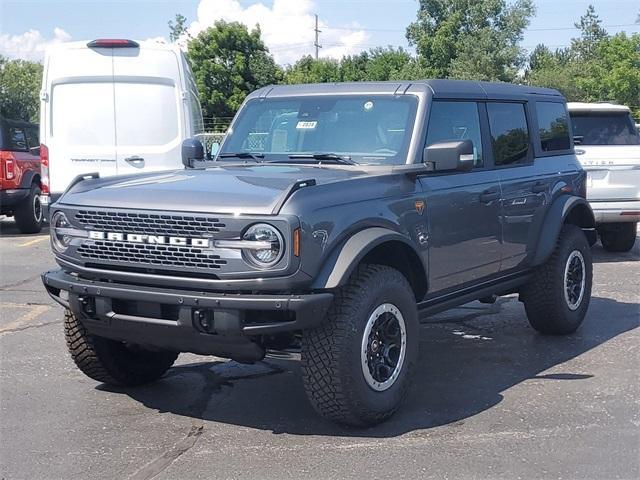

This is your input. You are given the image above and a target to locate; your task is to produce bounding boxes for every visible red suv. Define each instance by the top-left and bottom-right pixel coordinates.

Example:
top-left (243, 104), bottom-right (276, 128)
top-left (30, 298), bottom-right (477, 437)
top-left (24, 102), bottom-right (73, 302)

top-left (0, 117), bottom-right (43, 233)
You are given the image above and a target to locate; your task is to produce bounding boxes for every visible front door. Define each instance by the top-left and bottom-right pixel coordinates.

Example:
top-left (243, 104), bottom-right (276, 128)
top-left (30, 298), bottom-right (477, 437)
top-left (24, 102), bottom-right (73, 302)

top-left (420, 101), bottom-right (502, 293)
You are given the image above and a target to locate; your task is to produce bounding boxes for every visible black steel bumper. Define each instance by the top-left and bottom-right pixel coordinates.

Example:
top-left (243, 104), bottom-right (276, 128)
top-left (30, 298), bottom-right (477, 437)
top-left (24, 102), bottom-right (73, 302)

top-left (42, 269), bottom-right (333, 361)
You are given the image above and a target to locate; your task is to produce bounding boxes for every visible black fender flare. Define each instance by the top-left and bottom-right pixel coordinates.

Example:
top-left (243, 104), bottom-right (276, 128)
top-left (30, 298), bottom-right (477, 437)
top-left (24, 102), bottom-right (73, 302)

top-left (19, 169), bottom-right (40, 189)
top-left (311, 227), bottom-right (426, 290)
top-left (531, 195), bottom-right (596, 267)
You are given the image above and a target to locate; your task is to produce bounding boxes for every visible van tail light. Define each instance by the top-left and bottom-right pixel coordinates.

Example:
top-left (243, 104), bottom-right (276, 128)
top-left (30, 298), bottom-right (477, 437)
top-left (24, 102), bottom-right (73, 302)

top-left (40, 143), bottom-right (50, 194)
top-left (87, 39), bottom-right (139, 48)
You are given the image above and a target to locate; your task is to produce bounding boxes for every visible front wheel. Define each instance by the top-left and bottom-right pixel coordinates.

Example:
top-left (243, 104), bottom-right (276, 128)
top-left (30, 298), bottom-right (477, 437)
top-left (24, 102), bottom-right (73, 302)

top-left (301, 264), bottom-right (419, 426)
top-left (521, 224), bottom-right (592, 335)
top-left (64, 310), bottom-right (178, 386)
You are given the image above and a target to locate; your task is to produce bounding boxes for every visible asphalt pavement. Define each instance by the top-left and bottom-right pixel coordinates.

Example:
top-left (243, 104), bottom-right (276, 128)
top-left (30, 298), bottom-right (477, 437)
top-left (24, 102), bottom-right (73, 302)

top-left (0, 217), bottom-right (638, 479)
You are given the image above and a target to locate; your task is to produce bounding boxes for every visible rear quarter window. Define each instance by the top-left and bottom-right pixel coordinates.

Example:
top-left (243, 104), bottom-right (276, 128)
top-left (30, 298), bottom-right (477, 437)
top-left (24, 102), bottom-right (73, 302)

top-left (536, 102), bottom-right (571, 152)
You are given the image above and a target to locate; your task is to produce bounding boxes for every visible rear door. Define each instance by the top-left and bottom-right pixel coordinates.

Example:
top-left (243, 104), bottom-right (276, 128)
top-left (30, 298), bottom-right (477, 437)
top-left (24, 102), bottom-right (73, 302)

top-left (112, 47), bottom-right (183, 175)
top-left (420, 100), bottom-right (503, 293)
top-left (489, 102), bottom-right (549, 271)
top-left (46, 47), bottom-right (117, 194)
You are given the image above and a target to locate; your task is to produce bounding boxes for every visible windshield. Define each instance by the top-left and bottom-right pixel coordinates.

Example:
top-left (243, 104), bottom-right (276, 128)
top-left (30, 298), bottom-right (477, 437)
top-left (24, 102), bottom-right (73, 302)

top-left (220, 95), bottom-right (418, 165)
top-left (570, 112), bottom-right (640, 145)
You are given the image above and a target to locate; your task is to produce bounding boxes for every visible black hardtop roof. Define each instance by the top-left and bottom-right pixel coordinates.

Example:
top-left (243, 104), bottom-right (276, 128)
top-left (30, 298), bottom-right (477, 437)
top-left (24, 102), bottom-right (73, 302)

top-left (250, 79), bottom-right (563, 101)
top-left (0, 116), bottom-right (38, 129)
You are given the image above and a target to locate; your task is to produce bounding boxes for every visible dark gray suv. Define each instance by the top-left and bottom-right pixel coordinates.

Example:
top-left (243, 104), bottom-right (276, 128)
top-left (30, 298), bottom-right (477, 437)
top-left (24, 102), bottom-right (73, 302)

top-left (42, 80), bottom-right (596, 426)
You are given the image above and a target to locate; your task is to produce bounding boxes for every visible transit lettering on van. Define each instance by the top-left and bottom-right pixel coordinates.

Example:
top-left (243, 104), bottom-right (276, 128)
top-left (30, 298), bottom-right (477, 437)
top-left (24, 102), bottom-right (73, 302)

top-left (39, 38), bottom-right (205, 218)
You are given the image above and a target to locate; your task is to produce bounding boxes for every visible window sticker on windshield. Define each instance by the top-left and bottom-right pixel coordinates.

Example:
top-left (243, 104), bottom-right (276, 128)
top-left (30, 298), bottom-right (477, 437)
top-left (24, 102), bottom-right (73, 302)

top-left (296, 121), bottom-right (317, 129)
top-left (364, 101), bottom-right (374, 111)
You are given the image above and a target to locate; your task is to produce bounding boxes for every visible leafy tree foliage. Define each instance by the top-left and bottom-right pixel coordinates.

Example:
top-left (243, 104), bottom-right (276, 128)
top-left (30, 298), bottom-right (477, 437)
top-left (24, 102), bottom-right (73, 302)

top-left (168, 13), bottom-right (188, 42)
top-left (0, 56), bottom-right (43, 122)
top-left (406, 0), bottom-right (535, 81)
top-left (187, 21), bottom-right (282, 118)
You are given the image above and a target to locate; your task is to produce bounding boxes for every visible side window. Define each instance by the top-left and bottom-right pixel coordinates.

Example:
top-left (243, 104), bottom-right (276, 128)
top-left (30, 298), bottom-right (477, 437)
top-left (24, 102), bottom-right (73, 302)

top-left (8, 127), bottom-right (28, 152)
top-left (536, 102), bottom-right (570, 152)
top-left (25, 127), bottom-right (40, 156)
top-left (426, 101), bottom-right (483, 167)
top-left (487, 102), bottom-right (530, 166)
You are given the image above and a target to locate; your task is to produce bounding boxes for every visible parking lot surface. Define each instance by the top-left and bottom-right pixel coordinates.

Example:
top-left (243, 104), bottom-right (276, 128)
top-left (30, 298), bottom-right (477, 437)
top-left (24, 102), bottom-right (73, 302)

top-left (1, 218), bottom-right (638, 479)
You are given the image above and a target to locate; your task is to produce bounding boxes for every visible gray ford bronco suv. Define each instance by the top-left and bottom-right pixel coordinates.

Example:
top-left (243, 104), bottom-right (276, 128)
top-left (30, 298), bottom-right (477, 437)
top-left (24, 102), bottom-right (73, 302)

top-left (43, 80), bottom-right (596, 426)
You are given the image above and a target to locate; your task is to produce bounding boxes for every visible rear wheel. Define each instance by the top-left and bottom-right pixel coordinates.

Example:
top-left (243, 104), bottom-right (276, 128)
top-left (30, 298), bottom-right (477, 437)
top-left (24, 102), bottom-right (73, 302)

top-left (14, 184), bottom-right (43, 234)
top-left (521, 224), bottom-right (592, 334)
top-left (600, 222), bottom-right (637, 252)
top-left (301, 264), bottom-right (418, 426)
top-left (64, 310), bottom-right (178, 386)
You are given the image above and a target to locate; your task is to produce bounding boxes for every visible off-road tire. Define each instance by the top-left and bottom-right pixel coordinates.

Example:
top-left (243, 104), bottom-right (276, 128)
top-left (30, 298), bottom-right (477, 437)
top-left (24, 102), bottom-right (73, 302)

top-left (600, 222), bottom-right (637, 253)
top-left (301, 264), bottom-right (418, 426)
top-left (14, 184), bottom-right (43, 234)
top-left (64, 310), bottom-right (178, 386)
top-left (521, 224), bottom-right (592, 335)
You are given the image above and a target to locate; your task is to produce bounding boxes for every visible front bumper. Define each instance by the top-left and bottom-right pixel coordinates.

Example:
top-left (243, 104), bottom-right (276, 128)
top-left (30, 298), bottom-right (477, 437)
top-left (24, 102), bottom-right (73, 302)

top-left (589, 200), bottom-right (640, 223)
top-left (42, 269), bottom-right (333, 361)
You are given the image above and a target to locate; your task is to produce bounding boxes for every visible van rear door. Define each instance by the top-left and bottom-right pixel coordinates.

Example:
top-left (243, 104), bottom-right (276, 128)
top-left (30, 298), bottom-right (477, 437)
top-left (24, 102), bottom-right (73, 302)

top-left (46, 47), bottom-right (117, 194)
top-left (112, 47), bottom-right (183, 175)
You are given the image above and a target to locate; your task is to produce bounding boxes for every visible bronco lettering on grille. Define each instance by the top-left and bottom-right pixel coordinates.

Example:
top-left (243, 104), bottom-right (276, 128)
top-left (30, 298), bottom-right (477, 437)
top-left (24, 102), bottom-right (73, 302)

top-left (88, 231), bottom-right (211, 248)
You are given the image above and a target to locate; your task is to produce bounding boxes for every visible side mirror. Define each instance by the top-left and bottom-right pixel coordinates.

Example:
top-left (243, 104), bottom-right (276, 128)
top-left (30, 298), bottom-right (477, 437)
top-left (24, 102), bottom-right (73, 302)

top-left (181, 138), bottom-right (205, 168)
top-left (424, 140), bottom-right (474, 172)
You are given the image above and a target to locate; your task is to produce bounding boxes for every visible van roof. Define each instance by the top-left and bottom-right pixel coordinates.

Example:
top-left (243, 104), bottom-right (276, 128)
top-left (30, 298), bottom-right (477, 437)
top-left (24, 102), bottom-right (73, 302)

top-left (250, 79), bottom-right (563, 100)
top-left (567, 102), bottom-right (631, 113)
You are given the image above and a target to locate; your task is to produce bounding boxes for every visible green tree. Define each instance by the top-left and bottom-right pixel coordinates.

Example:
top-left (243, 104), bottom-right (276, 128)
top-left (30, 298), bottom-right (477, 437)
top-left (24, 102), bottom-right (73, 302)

top-left (0, 56), bottom-right (43, 122)
top-left (284, 56), bottom-right (341, 84)
top-left (168, 13), bottom-right (188, 42)
top-left (187, 21), bottom-right (282, 118)
top-left (406, 0), bottom-right (535, 81)
top-left (570, 5), bottom-right (607, 60)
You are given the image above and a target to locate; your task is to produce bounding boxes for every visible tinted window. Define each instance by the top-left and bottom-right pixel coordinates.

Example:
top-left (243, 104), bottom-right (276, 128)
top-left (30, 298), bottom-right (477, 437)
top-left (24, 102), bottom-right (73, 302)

top-left (536, 102), bottom-right (571, 151)
top-left (570, 112), bottom-right (640, 145)
top-left (222, 95), bottom-right (418, 165)
top-left (25, 127), bottom-right (40, 156)
top-left (426, 101), bottom-right (483, 167)
top-left (487, 103), bottom-right (530, 166)
top-left (8, 127), bottom-right (28, 151)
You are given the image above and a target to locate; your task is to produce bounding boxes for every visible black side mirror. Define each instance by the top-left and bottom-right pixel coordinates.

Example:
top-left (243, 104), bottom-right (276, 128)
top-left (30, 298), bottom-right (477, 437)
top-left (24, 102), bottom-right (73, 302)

top-left (181, 138), bottom-right (205, 168)
top-left (423, 139), bottom-right (474, 172)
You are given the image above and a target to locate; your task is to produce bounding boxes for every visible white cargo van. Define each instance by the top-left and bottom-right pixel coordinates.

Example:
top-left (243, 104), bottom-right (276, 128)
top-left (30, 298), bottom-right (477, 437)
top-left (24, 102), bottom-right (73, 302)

top-left (39, 39), bottom-right (204, 212)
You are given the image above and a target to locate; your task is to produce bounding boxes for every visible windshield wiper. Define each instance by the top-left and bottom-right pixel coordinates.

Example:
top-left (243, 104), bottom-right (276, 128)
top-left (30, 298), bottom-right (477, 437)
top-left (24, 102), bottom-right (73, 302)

top-left (283, 153), bottom-right (357, 165)
top-left (217, 152), bottom-right (265, 162)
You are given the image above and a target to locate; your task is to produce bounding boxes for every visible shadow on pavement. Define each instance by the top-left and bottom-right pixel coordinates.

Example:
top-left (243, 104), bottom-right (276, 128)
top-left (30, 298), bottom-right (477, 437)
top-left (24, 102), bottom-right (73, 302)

top-left (591, 238), bottom-right (639, 264)
top-left (0, 218), bottom-right (48, 238)
top-left (104, 295), bottom-right (639, 438)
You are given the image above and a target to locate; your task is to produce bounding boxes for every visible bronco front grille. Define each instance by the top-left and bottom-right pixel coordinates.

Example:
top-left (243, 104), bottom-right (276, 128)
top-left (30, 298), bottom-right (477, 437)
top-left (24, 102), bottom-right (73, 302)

top-left (77, 240), bottom-right (227, 270)
top-left (74, 210), bottom-right (226, 237)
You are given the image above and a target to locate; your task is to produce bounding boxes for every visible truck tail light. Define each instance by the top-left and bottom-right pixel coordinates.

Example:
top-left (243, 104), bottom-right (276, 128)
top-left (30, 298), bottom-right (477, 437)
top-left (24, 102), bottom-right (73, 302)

top-left (40, 143), bottom-right (50, 194)
top-left (4, 157), bottom-right (15, 180)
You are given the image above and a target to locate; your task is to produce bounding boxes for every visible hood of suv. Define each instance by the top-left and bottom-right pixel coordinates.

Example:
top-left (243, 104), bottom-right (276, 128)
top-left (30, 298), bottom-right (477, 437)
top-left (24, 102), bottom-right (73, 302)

top-left (58, 164), bottom-right (368, 214)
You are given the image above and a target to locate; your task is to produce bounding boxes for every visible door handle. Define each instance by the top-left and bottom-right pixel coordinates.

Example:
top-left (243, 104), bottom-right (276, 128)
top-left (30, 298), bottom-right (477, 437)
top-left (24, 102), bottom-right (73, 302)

top-left (479, 188), bottom-right (500, 203)
top-left (125, 156), bottom-right (145, 168)
top-left (531, 182), bottom-right (546, 193)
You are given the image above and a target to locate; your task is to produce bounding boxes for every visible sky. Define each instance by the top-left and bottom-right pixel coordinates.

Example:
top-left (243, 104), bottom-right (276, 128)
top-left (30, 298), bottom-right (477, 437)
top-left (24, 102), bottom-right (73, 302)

top-left (0, 0), bottom-right (639, 64)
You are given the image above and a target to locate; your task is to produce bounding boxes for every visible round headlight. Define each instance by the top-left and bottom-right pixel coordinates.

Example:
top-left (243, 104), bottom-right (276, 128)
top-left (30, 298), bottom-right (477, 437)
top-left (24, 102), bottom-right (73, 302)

top-left (51, 211), bottom-right (72, 253)
top-left (242, 223), bottom-right (284, 268)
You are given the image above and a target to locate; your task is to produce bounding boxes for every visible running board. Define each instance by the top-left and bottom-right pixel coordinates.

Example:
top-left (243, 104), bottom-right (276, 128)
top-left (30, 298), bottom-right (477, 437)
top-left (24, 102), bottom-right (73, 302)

top-left (417, 272), bottom-right (532, 321)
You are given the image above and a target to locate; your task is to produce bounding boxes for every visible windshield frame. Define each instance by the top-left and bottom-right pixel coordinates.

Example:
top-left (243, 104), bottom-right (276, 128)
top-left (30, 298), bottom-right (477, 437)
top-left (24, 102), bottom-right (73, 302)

top-left (217, 94), bottom-right (421, 166)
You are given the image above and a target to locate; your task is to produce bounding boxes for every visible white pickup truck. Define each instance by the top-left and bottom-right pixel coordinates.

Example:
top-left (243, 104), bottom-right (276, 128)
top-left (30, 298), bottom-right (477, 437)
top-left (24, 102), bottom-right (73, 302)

top-left (568, 102), bottom-right (640, 252)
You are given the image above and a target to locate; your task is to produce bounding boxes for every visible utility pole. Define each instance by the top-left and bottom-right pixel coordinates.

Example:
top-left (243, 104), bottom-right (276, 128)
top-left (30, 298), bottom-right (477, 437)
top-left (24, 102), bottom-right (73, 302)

top-left (314, 14), bottom-right (322, 59)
